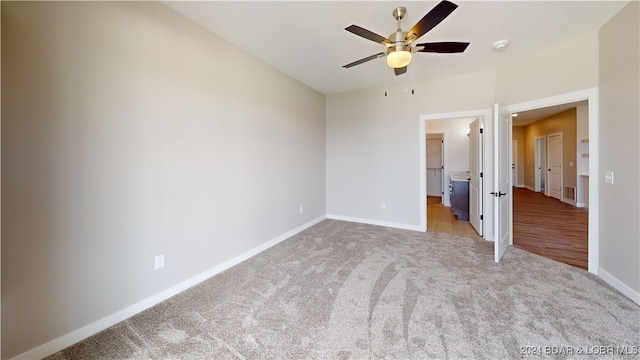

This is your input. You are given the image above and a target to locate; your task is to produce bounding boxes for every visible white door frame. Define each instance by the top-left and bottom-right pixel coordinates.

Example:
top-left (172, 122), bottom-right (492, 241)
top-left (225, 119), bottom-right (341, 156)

top-left (504, 87), bottom-right (599, 274)
top-left (419, 109), bottom-right (494, 240)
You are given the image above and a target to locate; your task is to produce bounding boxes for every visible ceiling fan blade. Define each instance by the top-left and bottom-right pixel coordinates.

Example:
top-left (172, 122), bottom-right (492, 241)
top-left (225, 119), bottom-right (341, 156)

top-left (405, 0), bottom-right (458, 43)
top-left (394, 66), bottom-right (407, 76)
top-left (416, 42), bottom-right (470, 53)
top-left (343, 52), bottom-right (386, 68)
top-left (345, 25), bottom-right (392, 45)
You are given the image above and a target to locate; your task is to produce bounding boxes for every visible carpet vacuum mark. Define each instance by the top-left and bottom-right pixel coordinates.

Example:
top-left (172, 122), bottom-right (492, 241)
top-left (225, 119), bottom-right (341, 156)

top-left (49, 220), bottom-right (640, 359)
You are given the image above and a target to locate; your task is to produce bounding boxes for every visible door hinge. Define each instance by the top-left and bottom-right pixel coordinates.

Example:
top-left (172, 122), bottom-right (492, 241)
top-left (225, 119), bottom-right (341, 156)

top-left (441, 140), bottom-right (444, 143)
top-left (480, 128), bottom-right (484, 134)
top-left (441, 191), bottom-right (444, 195)
top-left (441, 165), bottom-right (444, 169)
top-left (480, 172), bottom-right (483, 178)
top-left (480, 215), bottom-right (483, 220)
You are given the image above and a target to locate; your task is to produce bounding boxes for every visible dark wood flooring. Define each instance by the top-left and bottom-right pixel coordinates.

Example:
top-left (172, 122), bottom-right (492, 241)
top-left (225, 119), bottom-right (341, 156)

top-left (513, 187), bottom-right (588, 269)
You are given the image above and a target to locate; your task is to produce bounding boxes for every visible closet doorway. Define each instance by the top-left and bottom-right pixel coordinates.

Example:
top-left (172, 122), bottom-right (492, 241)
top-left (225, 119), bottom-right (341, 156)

top-left (426, 133), bottom-right (444, 204)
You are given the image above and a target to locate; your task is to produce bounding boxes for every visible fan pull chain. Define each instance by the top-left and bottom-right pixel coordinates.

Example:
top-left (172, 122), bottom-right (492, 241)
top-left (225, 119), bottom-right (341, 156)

top-left (411, 60), bottom-right (415, 95)
top-left (384, 60), bottom-right (388, 97)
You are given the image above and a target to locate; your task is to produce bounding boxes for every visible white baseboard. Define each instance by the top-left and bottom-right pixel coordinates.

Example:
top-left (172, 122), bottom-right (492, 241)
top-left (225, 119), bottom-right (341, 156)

top-left (576, 202), bottom-right (586, 208)
top-left (563, 198), bottom-right (577, 206)
top-left (524, 185), bottom-right (536, 192)
top-left (515, 183), bottom-right (525, 188)
top-left (598, 267), bottom-right (640, 306)
top-left (326, 214), bottom-right (423, 232)
top-left (12, 216), bottom-right (327, 360)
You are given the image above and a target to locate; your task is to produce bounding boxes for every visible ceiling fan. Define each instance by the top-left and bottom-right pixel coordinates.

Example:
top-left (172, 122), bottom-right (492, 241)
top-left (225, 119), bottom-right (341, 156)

top-left (343, 0), bottom-right (470, 76)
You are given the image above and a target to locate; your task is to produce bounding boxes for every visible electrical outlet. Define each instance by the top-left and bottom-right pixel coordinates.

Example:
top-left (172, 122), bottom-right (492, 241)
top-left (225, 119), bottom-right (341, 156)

top-left (381, 202), bottom-right (386, 210)
top-left (155, 254), bottom-right (165, 270)
top-left (299, 206), bottom-right (304, 214)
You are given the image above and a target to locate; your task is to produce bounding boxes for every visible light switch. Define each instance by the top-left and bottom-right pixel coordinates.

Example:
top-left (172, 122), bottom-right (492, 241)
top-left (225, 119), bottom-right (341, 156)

top-left (605, 171), bottom-right (614, 184)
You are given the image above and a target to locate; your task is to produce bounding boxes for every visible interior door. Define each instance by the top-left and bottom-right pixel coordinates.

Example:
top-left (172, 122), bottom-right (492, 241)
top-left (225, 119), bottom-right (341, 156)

top-left (534, 136), bottom-right (546, 192)
top-left (511, 140), bottom-right (517, 186)
top-left (548, 133), bottom-right (563, 200)
top-left (493, 104), bottom-right (511, 262)
top-left (441, 138), bottom-right (444, 204)
top-left (469, 119), bottom-right (483, 236)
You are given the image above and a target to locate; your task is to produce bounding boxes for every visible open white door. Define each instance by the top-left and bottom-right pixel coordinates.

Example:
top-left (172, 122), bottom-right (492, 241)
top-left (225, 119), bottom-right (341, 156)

top-left (493, 104), bottom-right (511, 262)
top-left (441, 138), bottom-right (444, 204)
top-left (469, 119), bottom-right (483, 236)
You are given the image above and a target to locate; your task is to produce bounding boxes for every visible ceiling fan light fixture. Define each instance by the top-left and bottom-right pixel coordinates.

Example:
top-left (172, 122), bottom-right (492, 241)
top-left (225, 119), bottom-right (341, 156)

top-left (387, 49), bottom-right (412, 68)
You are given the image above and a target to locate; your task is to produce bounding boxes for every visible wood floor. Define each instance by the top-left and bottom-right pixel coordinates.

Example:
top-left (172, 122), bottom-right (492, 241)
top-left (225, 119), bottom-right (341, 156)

top-left (427, 196), bottom-right (480, 237)
top-left (513, 187), bottom-right (588, 269)
top-left (428, 190), bottom-right (587, 269)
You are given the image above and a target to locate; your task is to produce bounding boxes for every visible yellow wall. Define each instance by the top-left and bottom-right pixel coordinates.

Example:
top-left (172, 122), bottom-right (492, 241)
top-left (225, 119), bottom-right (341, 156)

top-left (523, 108), bottom-right (577, 190)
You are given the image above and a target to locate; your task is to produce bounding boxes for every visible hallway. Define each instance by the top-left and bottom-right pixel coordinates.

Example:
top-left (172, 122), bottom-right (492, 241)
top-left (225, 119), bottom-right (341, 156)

top-left (513, 187), bottom-right (588, 269)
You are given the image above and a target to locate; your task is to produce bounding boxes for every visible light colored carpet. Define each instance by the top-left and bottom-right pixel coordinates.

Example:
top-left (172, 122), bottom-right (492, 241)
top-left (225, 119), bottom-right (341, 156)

top-left (48, 220), bottom-right (639, 359)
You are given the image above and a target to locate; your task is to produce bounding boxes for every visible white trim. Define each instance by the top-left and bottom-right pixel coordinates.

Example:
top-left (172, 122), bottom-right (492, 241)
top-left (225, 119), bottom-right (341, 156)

top-left (505, 87), bottom-right (599, 275)
top-left (11, 216), bottom-right (327, 360)
top-left (524, 185), bottom-right (536, 192)
top-left (598, 267), bottom-right (640, 306)
top-left (326, 214), bottom-right (423, 232)
top-left (576, 202), bottom-right (586, 208)
top-left (419, 109), bottom-right (494, 240)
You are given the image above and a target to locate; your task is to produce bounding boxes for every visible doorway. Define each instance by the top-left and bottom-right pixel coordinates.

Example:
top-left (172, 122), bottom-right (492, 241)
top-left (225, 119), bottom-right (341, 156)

top-left (419, 109), bottom-right (493, 239)
top-left (426, 134), bottom-right (444, 204)
top-left (506, 88), bottom-right (599, 273)
top-left (512, 110), bottom-right (585, 268)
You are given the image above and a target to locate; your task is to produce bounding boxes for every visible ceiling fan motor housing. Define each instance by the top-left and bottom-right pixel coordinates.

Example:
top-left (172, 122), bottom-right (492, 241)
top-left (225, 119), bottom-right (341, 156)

top-left (388, 31), bottom-right (409, 53)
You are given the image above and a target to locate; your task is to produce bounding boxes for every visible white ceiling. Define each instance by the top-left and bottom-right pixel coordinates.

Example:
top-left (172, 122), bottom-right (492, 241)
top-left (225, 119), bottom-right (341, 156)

top-left (162, 1), bottom-right (628, 96)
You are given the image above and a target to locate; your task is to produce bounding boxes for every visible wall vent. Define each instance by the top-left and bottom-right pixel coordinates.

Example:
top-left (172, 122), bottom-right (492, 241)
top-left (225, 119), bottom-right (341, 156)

top-left (563, 186), bottom-right (577, 202)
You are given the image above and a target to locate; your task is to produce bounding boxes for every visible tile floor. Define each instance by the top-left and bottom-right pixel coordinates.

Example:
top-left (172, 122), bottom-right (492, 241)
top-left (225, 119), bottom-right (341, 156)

top-left (427, 196), bottom-right (480, 237)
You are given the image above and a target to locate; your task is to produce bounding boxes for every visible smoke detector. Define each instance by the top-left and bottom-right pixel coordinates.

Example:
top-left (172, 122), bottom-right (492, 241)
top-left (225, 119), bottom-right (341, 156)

top-left (492, 40), bottom-right (510, 51)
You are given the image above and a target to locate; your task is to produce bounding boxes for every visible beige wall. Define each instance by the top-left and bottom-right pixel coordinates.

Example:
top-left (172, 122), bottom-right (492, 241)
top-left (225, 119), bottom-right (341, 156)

top-left (326, 70), bottom-right (496, 227)
top-left (598, 1), bottom-right (640, 294)
top-left (1, 2), bottom-right (326, 358)
top-left (496, 31), bottom-right (599, 105)
top-left (522, 109), bottom-right (577, 191)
